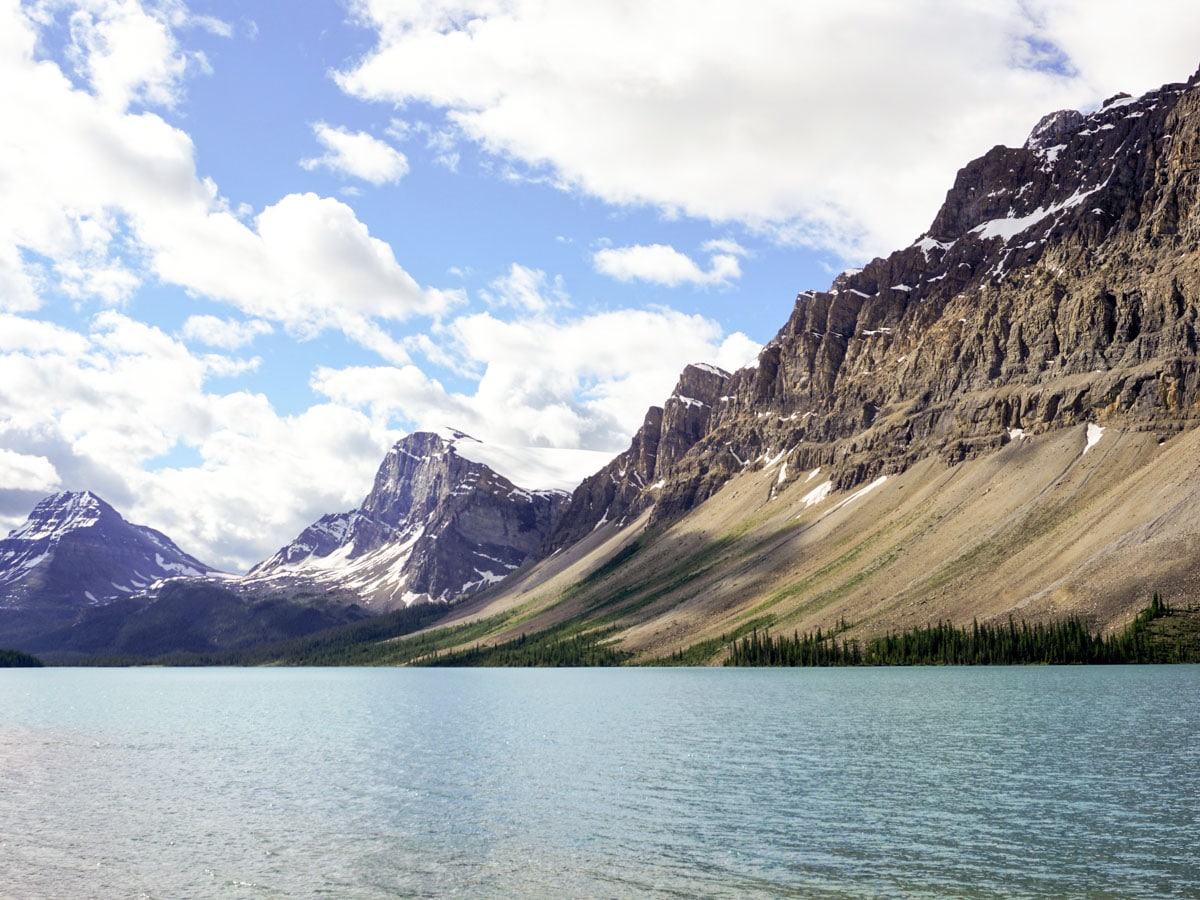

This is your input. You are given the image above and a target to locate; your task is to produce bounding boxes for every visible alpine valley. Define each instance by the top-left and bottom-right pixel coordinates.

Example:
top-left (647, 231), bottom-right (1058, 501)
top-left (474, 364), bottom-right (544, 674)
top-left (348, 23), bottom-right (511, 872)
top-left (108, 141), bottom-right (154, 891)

top-left (9, 66), bottom-right (1200, 663)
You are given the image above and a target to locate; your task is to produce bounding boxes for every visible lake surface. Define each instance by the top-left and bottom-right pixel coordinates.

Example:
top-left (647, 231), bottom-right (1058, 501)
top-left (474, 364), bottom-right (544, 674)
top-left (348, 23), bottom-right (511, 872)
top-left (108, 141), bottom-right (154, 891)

top-left (1, 666), bottom-right (1198, 898)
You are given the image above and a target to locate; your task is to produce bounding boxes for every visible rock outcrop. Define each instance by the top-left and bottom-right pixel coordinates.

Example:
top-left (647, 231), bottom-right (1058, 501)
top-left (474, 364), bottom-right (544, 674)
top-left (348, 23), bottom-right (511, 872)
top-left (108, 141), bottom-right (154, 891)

top-left (612, 67), bottom-right (1200, 523)
top-left (247, 430), bottom-right (569, 607)
top-left (546, 363), bottom-right (731, 549)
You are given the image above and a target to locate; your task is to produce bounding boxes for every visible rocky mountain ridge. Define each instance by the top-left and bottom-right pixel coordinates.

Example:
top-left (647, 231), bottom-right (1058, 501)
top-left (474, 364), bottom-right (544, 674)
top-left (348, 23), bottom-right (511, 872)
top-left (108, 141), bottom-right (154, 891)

top-left (545, 362), bottom-right (731, 551)
top-left (544, 67), bottom-right (1200, 539)
top-left (244, 429), bottom-right (569, 608)
top-left (0, 490), bottom-right (215, 609)
top-left (0, 490), bottom-right (219, 646)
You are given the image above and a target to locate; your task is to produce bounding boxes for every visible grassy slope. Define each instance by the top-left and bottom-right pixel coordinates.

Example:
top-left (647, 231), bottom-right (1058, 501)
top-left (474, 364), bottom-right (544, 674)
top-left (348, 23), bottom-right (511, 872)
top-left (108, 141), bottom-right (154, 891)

top-left (408, 422), bottom-right (1200, 665)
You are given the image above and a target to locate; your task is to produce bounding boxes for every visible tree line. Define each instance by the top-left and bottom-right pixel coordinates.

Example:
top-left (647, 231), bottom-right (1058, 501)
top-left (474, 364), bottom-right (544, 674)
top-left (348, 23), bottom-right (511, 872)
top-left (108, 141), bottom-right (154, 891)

top-left (725, 594), bottom-right (1196, 666)
top-left (0, 648), bottom-right (44, 667)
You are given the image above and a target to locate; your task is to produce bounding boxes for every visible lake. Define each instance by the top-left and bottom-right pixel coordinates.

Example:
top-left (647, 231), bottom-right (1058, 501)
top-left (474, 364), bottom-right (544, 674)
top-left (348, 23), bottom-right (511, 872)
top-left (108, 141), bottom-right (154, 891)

top-left (1, 666), bottom-right (1198, 897)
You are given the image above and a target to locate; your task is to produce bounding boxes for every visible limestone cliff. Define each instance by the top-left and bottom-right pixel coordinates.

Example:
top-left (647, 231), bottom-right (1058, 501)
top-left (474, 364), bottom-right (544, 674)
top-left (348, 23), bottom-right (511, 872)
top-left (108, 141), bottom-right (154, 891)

top-left (635, 68), bottom-right (1200, 523)
top-left (547, 363), bottom-right (730, 549)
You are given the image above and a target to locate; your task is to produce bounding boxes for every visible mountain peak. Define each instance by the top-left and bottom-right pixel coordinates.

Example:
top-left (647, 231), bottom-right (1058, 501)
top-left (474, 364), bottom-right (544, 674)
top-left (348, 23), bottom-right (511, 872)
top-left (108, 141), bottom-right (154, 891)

top-left (8, 490), bottom-right (115, 542)
top-left (247, 428), bottom-right (571, 607)
top-left (1023, 107), bottom-right (1086, 151)
top-left (0, 491), bottom-right (217, 620)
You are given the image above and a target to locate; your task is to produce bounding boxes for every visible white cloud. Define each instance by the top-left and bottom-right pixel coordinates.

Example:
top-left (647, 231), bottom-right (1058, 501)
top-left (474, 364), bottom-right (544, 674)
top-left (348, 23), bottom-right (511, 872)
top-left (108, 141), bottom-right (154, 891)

top-left (142, 193), bottom-right (459, 351)
top-left (0, 310), bottom-right (395, 571)
top-left (339, 0), bottom-right (1200, 260)
top-left (0, 4), bottom-right (452, 358)
top-left (51, 0), bottom-right (201, 111)
top-left (480, 263), bottom-right (566, 312)
top-left (300, 122), bottom-right (409, 185)
top-left (1022, 1), bottom-right (1200, 94)
top-left (593, 242), bottom-right (742, 287)
top-left (0, 449), bottom-right (61, 492)
top-left (0, 313), bottom-right (92, 356)
top-left (314, 306), bottom-right (761, 456)
top-left (181, 314), bottom-right (273, 349)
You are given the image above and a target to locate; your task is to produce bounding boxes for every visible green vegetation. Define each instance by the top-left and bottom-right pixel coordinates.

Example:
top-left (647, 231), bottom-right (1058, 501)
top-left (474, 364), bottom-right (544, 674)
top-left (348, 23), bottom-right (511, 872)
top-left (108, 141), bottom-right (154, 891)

top-left (725, 594), bottom-right (1200, 666)
top-left (0, 647), bottom-right (43, 667)
top-left (423, 625), bottom-right (630, 667)
top-left (658, 617), bottom-right (776, 666)
top-left (60, 577), bottom-right (1200, 669)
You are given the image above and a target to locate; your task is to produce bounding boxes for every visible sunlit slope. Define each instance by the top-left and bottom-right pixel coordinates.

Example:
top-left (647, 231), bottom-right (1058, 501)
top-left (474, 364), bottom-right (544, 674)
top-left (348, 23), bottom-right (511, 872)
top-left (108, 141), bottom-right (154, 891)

top-left (442, 423), bottom-right (1198, 662)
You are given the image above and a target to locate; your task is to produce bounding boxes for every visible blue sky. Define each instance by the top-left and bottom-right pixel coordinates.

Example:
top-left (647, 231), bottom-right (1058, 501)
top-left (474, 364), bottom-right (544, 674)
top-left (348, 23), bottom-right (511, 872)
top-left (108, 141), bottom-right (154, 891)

top-left (3, 0), bottom-right (1199, 571)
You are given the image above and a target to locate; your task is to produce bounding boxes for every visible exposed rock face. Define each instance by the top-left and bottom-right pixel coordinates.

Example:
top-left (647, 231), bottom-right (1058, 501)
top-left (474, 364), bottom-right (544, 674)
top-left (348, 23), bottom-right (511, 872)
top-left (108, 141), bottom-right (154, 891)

top-left (547, 363), bottom-right (730, 549)
top-left (247, 431), bottom-right (569, 607)
top-left (0, 491), bottom-right (217, 641)
top-left (599, 67), bottom-right (1200, 524)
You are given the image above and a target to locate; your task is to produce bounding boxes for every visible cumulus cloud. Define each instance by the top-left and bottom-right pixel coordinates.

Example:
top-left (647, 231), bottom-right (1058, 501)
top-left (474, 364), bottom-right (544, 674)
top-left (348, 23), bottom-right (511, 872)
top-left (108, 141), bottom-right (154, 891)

top-left (314, 305), bottom-right (761, 456)
top-left (141, 193), bottom-right (459, 353)
top-left (300, 122), bottom-right (409, 185)
top-left (0, 449), bottom-right (62, 492)
top-left (338, 0), bottom-right (1200, 259)
top-left (180, 314), bottom-right (273, 349)
top-left (593, 242), bottom-right (743, 287)
top-left (0, 3), bottom-right (452, 358)
top-left (0, 310), bottom-right (395, 571)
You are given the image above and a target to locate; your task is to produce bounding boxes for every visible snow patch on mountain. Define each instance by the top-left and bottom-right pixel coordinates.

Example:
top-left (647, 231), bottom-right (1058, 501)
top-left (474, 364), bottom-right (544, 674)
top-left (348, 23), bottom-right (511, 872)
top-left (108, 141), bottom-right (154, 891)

top-left (0, 491), bottom-right (218, 610)
top-left (7, 490), bottom-right (104, 541)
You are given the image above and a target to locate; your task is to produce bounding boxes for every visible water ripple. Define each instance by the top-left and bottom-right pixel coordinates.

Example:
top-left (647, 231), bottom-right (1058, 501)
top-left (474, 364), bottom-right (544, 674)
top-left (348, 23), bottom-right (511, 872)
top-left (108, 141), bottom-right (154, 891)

top-left (1, 666), bottom-right (1198, 897)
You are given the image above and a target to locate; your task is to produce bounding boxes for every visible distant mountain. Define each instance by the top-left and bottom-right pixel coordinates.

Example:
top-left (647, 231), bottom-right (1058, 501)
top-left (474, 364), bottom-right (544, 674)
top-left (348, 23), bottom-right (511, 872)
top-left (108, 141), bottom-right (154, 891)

top-left (0, 491), bottom-right (221, 648)
top-left (244, 430), bottom-right (570, 608)
top-left (0, 433), bottom-right (575, 656)
top-left (0, 491), bottom-right (216, 611)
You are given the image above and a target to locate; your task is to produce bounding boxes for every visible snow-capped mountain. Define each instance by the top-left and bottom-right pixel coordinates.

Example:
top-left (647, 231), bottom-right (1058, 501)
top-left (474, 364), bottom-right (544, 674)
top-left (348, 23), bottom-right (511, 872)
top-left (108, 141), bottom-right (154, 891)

top-left (0, 490), bottom-right (217, 615)
top-left (245, 430), bottom-right (570, 607)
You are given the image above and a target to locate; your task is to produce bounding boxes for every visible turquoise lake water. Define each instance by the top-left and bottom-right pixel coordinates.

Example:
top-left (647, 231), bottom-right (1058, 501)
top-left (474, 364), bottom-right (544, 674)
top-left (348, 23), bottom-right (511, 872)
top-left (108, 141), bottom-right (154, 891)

top-left (1, 666), bottom-right (1198, 898)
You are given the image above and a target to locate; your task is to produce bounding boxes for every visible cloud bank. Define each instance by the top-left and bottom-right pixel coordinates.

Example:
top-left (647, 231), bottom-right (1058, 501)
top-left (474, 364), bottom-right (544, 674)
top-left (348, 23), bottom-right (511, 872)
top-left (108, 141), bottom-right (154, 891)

top-left (339, 0), bottom-right (1200, 259)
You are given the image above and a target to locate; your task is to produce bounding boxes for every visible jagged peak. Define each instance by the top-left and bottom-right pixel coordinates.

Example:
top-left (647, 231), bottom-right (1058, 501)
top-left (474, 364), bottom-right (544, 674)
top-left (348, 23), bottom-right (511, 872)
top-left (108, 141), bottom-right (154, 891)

top-left (1024, 108), bottom-right (1085, 151)
top-left (681, 362), bottom-right (731, 379)
top-left (8, 490), bottom-right (115, 541)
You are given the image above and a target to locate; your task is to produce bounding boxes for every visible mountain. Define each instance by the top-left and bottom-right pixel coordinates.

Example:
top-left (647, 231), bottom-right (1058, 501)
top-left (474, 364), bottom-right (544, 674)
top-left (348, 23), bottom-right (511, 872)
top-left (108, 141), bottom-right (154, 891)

top-left (548, 72), bottom-right (1200, 539)
top-left (244, 430), bottom-right (570, 608)
top-left (417, 65), bottom-right (1200, 661)
top-left (12, 67), bottom-right (1200, 664)
top-left (0, 431), bottom-right (571, 656)
top-left (0, 490), bottom-right (215, 610)
top-left (0, 490), bottom-right (219, 644)
top-left (544, 363), bottom-right (732, 552)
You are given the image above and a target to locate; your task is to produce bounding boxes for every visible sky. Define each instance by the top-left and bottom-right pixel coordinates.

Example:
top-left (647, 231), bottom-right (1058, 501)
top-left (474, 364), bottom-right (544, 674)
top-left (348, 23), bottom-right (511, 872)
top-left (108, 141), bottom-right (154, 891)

top-left (3, 0), bottom-right (1200, 572)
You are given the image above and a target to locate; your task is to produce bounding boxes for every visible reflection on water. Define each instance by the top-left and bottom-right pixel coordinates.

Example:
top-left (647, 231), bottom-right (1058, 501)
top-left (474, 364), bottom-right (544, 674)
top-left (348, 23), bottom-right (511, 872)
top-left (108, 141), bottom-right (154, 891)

top-left (1, 666), bottom-right (1198, 897)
